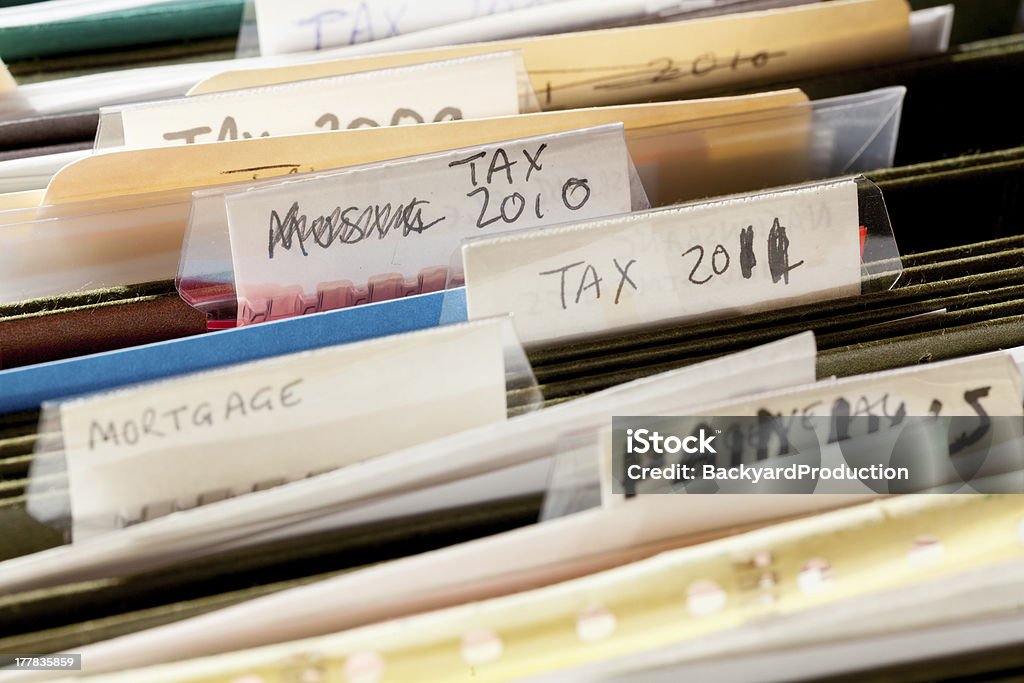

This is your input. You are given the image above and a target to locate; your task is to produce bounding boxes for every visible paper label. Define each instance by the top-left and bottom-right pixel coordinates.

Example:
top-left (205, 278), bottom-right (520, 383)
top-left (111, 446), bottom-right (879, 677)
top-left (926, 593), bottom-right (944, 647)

top-left (254, 0), bottom-right (570, 55)
top-left (224, 124), bottom-right (635, 324)
top-left (463, 179), bottom-right (862, 344)
top-left (115, 53), bottom-right (525, 150)
top-left (711, 355), bottom-right (1024, 421)
top-left (603, 354), bottom-right (1024, 502)
top-left (60, 320), bottom-right (509, 540)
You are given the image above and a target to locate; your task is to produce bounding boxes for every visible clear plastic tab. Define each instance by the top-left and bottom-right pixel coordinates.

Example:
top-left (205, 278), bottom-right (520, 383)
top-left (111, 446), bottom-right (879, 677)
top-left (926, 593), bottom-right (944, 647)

top-left (461, 175), bottom-right (902, 346)
top-left (1, 88), bottom-right (899, 308)
top-left (0, 188), bottom-right (194, 306)
top-left (27, 316), bottom-right (541, 542)
top-left (602, 357), bottom-right (1024, 500)
top-left (234, 0), bottom-right (260, 58)
top-left (8, 333), bottom-right (814, 588)
top-left (543, 353), bottom-right (1024, 521)
top-left (177, 124), bottom-right (648, 327)
top-left (95, 51), bottom-right (540, 151)
top-left (538, 329), bottom-right (821, 521)
top-left (540, 430), bottom-right (605, 521)
top-left (626, 86), bottom-right (905, 208)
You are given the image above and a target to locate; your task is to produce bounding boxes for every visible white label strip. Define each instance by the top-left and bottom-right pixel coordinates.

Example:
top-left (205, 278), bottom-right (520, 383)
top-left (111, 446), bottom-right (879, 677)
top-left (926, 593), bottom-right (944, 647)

top-left (603, 353), bottom-right (1024, 503)
top-left (60, 320), bottom-right (510, 541)
top-left (224, 124), bottom-right (635, 322)
top-left (254, 0), bottom-right (572, 55)
top-left (463, 179), bottom-right (862, 344)
top-left (112, 52), bottom-right (525, 150)
top-left (714, 354), bottom-right (1024, 420)
top-left (695, 353), bottom-right (1024, 493)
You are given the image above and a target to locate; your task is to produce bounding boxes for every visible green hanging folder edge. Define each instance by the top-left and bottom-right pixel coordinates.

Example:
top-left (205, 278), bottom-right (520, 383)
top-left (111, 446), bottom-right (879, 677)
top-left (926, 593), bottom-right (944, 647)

top-left (0, 0), bottom-right (245, 61)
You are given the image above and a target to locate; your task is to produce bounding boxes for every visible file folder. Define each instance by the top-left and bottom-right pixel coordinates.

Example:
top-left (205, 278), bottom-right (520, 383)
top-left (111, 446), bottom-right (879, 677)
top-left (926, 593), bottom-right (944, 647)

top-left (0, 1), bottom-right (1023, 679)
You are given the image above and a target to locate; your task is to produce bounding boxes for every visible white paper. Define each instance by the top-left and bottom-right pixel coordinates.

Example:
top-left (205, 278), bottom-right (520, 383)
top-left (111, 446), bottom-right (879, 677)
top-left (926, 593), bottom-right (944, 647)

top-left (704, 353), bottom-right (1024, 420)
top-left (0, 333), bottom-right (816, 598)
top-left (110, 52), bottom-right (527, 150)
top-left (254, 0), bottom-right (573, 55)
top-left (224, 124), bottom-right (635, 322)
top-left (60, 498), bottom-right (868, 681)
top-left (463, 178), bottom-right (863, 344)
top-left (12, 334), bottom-right (824, 678)
top-left (254, 0), bottom-right (655, 59)
top-left (0, 9), bottom-right (938, 124)
top-left (59, 319), bottom-right (509, 541)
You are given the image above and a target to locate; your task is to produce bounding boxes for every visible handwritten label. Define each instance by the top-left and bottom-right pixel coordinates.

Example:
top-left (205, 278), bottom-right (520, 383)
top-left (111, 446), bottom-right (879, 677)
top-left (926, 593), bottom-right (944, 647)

top-left (463, 179), bottom-right (862, 344)
top-left (224, 124), bottom-right (635, 324)
top-left (734, 366), bottom-right (1023, 471)
top-left (254, 0), bottom-right (570, 55)
top-left (60, 320), bottom-right (509, 540)
top-left (605, 354), bottom-right (1024, 501)
top-left (196, 1), bottom-right (910, 113)
top-left (111, 53), bottom-right (525, 150)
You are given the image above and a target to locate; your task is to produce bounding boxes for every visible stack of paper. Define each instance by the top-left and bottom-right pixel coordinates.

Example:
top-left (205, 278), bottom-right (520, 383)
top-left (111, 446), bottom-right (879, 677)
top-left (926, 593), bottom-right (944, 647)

top-left (0, 0), bottom-right (1022, 681)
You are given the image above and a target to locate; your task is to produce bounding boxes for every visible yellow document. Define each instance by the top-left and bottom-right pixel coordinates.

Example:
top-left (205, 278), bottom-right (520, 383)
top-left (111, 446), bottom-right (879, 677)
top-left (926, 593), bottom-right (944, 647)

top-left (69, 495), bottom-right (1024, 683)
top-left (0, 189), bottom-right (44, 211)
top-left (38, 91), bottom-right (806, 205)
top-left (191, 0), bottom-right (911, 110)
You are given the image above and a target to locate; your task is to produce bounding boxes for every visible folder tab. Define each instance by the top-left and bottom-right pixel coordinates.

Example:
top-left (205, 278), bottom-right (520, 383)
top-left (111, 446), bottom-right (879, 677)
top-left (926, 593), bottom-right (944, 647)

top-left (0, 334), bottom-right (815, 595)
top-left (604, 353), bottom-right (1024, 499)
top-left (253, 0), bottom-right (567, 55)
top-left (0, 94), bottom-right (802, 307)
top-left (95, 52), bottom-right (538, 150)
top-left (43, 92), bottom-right (803, 204)
top-left (462, 177), bottom-right (899, 344)
top-left (203, 124), bottom-right (643, 326)
top-left (36, 318), bottom-right (531, 541)
top-left (195, 0), bottom-right (911, 110)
